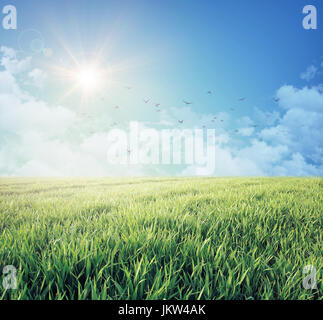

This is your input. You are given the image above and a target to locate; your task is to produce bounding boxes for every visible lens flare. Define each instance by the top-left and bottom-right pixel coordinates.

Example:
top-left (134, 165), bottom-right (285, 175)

top-left (75, 65), bottom-right (103, 92)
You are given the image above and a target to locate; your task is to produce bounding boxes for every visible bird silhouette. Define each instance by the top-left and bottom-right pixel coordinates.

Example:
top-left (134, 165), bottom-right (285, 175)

top-left (183, 100), bottom-right (193, 105)
top-left (207, 91), bottom-right (212, 94)
top-left (143, 99), bottom-right (150, 104)
top-left (274, 98), bottom-right (280, 102)
top-left (155, 103), bottom-right (161, 108)
top-left (178, 120), bottom-right (184, 124)
top-left (238, 97), bottom-right (246, 101)
top-left (114, 105), bottom-right (120, 109)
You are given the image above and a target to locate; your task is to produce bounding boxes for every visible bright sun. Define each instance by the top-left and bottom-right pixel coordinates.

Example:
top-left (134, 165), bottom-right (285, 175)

top-left (54, 53), bottom-right (113, 103)
top-left (75, 65), bottom-right (103, 92)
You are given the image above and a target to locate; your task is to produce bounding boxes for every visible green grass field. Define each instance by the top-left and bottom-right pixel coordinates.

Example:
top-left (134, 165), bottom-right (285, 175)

top-left (0, 177), bottom-right (322, 300)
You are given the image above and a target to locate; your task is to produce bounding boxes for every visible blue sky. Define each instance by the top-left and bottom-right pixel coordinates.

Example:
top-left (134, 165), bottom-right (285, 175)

top-left (0, 0), bottom-right (322, 176)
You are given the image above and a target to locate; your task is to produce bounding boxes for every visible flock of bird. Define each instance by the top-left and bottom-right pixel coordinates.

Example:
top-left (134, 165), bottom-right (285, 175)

top-left (79, 86), bottom-right (283, 138)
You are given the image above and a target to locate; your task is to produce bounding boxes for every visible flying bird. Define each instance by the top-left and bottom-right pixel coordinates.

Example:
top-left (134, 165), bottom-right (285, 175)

top-left (143, 99), bottom-right (150, 104)
top-left (178, 120), bottom-right (184, 124)
top-left (238, 97), bottom-right (246, 101)
top-left (207, 91), bottom-right (212, 94)
top-left (183, 100), bottom-right (193, 105)
top-left (114, 105), bottom-right (120, 109)
top-left (274, 98), bottom-right (280, 102)
top-left (155, 103), bottom-right (161, 108)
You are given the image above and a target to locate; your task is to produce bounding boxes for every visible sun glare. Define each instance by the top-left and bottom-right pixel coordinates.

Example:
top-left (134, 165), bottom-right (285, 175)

top-left (53, 48), bottom-right (122, 103)
top-left (75, 65), bottom-right (103, 92)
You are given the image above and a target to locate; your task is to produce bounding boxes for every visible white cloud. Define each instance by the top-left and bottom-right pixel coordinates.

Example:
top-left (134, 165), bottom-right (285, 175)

top-left (300, 65), bottom-right (317, 81)
top-left (0, 48), bottom-right (322, 177)
top-left (0, 70), bottom-right (21, 95)
top-left (0, 46), bottom-right (16, 59)
top-left (258, 85), bottom-right (323, 171)
top-left (1, 56), bottom-right (32, 75)
top-left (0, 49), bottom-right (150, 176)
top-left (238, 127), bottom-right (254, 137)
top-left (0, 46), bottom-right (32, 75)
top-left (276, 85), bottom-right (323, 112)
top-left (181, 85), bottom-right (323, 176)
top-left (273, 153), bottom-right (320, 176)
top-left (27, 68), bottom-right (47, 88)
top-left (237, 116), bottom-right (253, 127)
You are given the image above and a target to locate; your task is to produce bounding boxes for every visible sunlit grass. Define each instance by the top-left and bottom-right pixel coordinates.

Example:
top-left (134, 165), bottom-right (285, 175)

top-left (0, 177), bottom-right (322, 300)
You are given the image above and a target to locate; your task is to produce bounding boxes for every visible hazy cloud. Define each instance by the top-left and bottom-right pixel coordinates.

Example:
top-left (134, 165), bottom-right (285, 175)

top-left (300, 65), bottom-right (317, 82)
top-left (28, 68), bottom-right (47, 88)
top-left (0, 48), bottom-right (322, 177)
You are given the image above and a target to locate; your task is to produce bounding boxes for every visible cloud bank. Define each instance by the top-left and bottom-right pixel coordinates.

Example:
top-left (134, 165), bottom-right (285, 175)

top-left (0, 47), bottom-right (322, 176)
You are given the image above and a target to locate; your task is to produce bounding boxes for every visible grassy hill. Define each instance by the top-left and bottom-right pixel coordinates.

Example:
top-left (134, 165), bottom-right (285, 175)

top-left (0, 177), bottom-right (321, 300)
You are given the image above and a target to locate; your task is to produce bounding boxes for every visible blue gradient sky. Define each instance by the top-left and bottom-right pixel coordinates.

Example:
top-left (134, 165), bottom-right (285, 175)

top-left (0, 0), bottom-right (322, 176)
